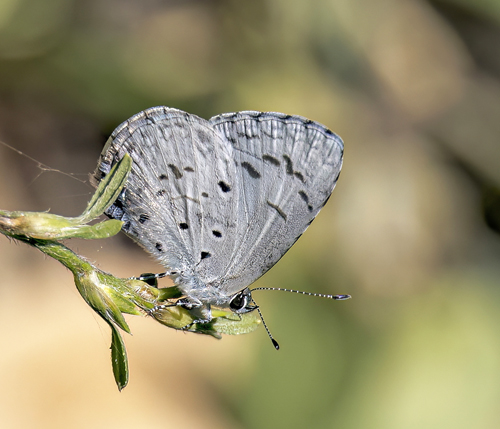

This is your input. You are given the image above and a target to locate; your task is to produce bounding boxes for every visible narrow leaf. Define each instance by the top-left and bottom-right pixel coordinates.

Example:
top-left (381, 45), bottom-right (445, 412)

top-left (110, 322), bottom-right (129, 391)
top-left (78, 154), bottom-right (132, 224)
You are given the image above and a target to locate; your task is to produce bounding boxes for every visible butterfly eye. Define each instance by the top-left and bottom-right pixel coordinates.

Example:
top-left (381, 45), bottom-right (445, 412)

top-left (229, 288), bottom-right (253, 312)
top-left (229, 292), bottom-right (247, 311)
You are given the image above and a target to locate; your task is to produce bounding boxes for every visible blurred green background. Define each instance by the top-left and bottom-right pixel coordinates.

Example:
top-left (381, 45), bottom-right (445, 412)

top-left (1, 0), bottom-right (500, 428)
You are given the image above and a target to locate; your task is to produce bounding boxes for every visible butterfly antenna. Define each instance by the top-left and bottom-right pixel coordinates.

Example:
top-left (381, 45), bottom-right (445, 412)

top-left (251, 287), bottom-right (351, 301)
top-left (252, 299), bottom-right (280, 350)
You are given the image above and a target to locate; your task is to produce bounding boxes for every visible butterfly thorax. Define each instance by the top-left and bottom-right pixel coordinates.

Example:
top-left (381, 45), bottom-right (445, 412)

top-left (173, 270), bottom-right (233, 309)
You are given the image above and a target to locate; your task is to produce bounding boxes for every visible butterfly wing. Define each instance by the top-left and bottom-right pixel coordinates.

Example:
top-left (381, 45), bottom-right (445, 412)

top-left (93, 106), bottom-right (239, 276)
top-left (203, 111), bottom-right (344, 295)
top-left (94, 107), bottom-right (343, 302)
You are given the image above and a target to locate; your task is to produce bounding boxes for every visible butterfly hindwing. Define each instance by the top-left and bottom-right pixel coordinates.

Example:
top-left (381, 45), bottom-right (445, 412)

top-left (207, 111), bottom-right (344, 295)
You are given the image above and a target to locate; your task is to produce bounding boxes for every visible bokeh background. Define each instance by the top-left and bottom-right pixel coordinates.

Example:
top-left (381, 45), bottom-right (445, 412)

top-left (1, 0), bottom-right (500, 428)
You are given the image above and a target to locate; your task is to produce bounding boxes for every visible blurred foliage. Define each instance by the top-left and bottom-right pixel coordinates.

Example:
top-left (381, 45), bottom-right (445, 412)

top-left (1, 0), bottom-right (500, 428)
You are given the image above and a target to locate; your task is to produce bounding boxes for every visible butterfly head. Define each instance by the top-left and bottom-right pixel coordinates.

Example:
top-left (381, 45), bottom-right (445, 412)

top-left (229, 288), bottom-right (257, 314)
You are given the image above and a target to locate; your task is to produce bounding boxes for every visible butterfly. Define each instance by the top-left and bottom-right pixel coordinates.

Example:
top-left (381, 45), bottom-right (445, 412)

top-left (93, 106), bottom-right (348, 348)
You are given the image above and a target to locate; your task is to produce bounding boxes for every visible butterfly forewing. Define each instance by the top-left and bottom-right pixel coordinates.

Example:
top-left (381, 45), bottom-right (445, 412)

top-left (94, 107), bottom-right (239, 276)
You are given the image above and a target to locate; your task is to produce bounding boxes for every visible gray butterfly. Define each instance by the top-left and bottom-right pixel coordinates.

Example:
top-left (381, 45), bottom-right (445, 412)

top-left (93, 106), bottom-right (346, 347)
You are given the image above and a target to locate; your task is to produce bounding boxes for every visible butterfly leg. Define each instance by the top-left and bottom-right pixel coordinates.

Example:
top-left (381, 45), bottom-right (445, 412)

top-left (180, 317), bottom-right (213, 331)
top-left (132, 271), bottom-right (176, 287)
top-left (148, 301), bottom-right (176, 315)
top-left (177, 301), bottom-right (213, 330)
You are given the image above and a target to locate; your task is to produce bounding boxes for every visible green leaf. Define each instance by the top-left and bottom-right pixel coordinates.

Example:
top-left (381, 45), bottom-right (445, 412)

top-left (73, 269), bottom-right (132, 334)
top-left (151, 304), bottom-right (261, 337)
top-left (110, 322), bottom-right (129, 391)
top-left (210, 311), bottom-right (261, 336)
top-left (58, 219), bottom-right (124, 239)
top-left (0, 210), bottom-right (82, 240)
top-left (77, 154), bottom-right (132, 224)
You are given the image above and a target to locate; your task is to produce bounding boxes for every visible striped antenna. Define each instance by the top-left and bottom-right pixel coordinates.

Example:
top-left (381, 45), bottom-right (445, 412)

top-left (251, 287), bottom-right (351, 301)
top-left (251, 299), bottom-right (280, 350)
top-left (250, 288), bottom-right (350, 349)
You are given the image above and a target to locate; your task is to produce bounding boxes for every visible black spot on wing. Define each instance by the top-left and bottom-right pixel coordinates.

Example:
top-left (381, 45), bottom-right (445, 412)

top-left (168, 164), bottom-right (183, 179)
top-left (159, 173), bottom-right (168, 180)
top-left (283, 154), bottom-right (294, 175)
top-left (298, 191), bottom-right (313, 212)
top-left (294, 171), bottom-right (305, 182)
top-left (201, 251), bottom-right (211, 260)
top-left (267, 201), bottom-right (287, 221)
top-left (179, 222), bottom-right (189, 230)
top-left (113, 200), bottom-right (124, 212)
top-left (156, 189), bottom-right (166, 197)
top-left (218, 181), bottom-right (231, 193)
top-left (112, 189), bottom-right (126, 210)
top-left (241, 161), bottom-right (261, 179)
top-left (139, 213), bottom-right (149, 224)
top-left (202, 192), bottom-right (209, 198)
top-left (155, 242), bottom-right (163, 252)
top-left (184, 166), bottom-right (194, 172)
top-left (212, 230), bottom-right (222, 238)
top-left (226, 135), bottom-right (238, 145)
top-left (263, 154), bottom-right (280, 166)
